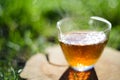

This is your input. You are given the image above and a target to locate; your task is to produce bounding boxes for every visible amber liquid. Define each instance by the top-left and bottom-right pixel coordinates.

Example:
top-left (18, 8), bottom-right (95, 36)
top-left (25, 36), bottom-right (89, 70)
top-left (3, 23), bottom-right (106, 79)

top-left (59, 31), bottom-right (107, 68)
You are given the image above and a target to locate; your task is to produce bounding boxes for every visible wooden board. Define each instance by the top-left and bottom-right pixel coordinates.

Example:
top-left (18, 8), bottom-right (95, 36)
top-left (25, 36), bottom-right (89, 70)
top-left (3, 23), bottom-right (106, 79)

top-left (20, 45), bottom-right (120, 80)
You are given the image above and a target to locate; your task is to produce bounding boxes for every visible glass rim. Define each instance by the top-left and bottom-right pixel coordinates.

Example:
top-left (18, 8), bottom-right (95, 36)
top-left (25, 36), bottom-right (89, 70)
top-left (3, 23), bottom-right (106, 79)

top-left (57, 16), bottom-right (112, 33)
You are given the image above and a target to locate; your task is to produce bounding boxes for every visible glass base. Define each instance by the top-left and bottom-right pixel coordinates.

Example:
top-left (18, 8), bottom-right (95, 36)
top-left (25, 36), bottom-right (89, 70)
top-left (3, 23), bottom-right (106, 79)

top-left (72, 65), bottom-right (94, 72)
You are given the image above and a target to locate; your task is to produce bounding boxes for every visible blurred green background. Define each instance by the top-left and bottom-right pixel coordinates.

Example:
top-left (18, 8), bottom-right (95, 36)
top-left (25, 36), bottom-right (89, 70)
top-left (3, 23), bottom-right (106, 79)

top-left (0, 0), bottom-right (120, 79)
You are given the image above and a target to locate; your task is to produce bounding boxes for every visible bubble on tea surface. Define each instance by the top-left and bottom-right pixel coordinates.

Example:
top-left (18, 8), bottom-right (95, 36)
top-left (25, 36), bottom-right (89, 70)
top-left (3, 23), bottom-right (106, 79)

top-left (60, 31), bottom-right (106, 45)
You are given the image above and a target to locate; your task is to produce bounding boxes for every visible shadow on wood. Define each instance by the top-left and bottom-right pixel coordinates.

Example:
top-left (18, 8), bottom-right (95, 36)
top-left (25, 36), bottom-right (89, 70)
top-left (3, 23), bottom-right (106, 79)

top-left (59, 67), bottom-right (98, 80)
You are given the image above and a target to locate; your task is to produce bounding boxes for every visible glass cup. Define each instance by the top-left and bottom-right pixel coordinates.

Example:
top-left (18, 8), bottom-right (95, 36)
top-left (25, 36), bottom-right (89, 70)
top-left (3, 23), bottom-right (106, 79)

top-left (57, 16), bottom-right (112, 72)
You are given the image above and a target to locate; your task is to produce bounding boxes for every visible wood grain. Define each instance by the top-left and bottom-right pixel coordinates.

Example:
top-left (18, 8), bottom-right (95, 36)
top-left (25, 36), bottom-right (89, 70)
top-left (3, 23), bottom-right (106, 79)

top-left (20, 45), bottom-right (120, 80)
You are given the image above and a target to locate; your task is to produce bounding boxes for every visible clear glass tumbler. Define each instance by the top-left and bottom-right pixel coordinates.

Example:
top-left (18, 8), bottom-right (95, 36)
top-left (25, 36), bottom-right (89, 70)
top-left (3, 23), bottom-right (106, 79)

top-left (57, 16), bottom-right (111, 71)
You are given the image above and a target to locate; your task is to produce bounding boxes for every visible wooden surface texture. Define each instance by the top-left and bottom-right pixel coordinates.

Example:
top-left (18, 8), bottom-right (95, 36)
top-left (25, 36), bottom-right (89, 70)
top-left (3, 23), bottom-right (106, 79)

top-left (20, 45), bottom-right (120, 80)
